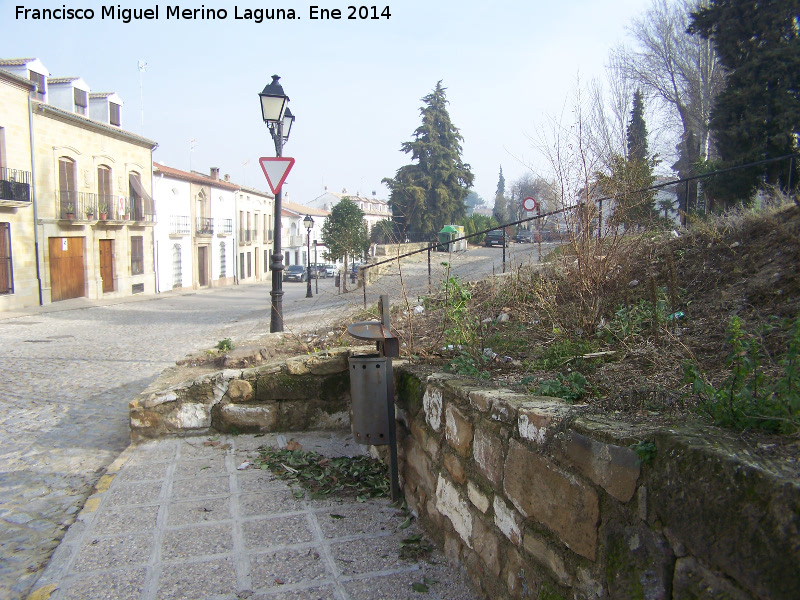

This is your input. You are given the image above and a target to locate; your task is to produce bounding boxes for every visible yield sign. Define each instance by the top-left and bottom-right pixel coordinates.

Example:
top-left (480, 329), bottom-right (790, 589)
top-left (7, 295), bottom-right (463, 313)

top-left (259, 157), bottom-right (295, 195)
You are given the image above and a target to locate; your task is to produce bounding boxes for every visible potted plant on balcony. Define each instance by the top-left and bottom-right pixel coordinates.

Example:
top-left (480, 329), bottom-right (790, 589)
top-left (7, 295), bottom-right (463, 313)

top-left (64, 203), bottom-right (74, 220)
top-left (98, 201), bottom-right (108, 220)
top-left (85, 206), bottom-right (95, 220)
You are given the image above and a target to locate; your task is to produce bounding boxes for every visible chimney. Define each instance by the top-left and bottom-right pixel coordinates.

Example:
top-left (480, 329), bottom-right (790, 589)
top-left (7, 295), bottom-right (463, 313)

top-left (210, 167), bottom-right (220, 180)
top-left (224, 174), bottom-right (230, 182)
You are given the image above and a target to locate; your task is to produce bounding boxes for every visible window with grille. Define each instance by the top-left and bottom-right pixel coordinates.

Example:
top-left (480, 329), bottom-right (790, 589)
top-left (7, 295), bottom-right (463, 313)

top-left (219, 242), bottom-right (226, 278)
top-left (0, 223), bottom-right (12, 294)
top-left (264, 250), bottom-right (269, 273)
top-left (131, 236), bottom-right (144, 275)
top-left (172, 243), bottom-right (182, 288)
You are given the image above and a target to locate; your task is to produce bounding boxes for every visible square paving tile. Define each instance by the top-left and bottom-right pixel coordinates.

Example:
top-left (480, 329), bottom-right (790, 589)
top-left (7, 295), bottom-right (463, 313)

top-left (155, 557), bottom-right (237, 599)
top-left (105, 481), bottom-right (164, 506)
top-left (178, 440), bottom-right (228, 460)
top-left (316, 503), bottom-right (403, 539)
top-left (72, 533), bottom-right (153, 572)
top-left (252, 584), bottom-right (340, 600)
top-left (166, 497), bottom-right (230, 526)
top-left (161, 522), bottom-right (234, 561)
top-left (249, 547), bottom-right (330, 590)
top-left (58, 568), bottom-right (147, 600)
top-left (239, 490), bottom-right (304, 517)
top-left (129, 441), bottom-right (178, 464)
top-left (116, 462), bottom-right (169, 483)
top-left (170, 475), bottom-right (230, 500)
top-left (173, 456), bottom-right (228, 479)
top-left (237, 469), bottom-right (288, 494)
top-left (329, 535), bottom-right (405, 576)
top-left (92, 505), bottom-right (159, 535)
top-left (242, 514), bottom-right (315, 550)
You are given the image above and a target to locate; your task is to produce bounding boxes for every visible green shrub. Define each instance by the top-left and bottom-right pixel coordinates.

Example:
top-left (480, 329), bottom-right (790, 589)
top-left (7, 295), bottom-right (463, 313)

top-left (532, 371), bottom-right (589, 403)
top-left (683, 315), bottom-right (800, 434)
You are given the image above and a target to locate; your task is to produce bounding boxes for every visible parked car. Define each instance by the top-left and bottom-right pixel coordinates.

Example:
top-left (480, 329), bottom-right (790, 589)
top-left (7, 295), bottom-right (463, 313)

top-left (283, 265), bottom-right (307, 282)
top-left (514, 230), bottom-right (533, 243)
top-left (311, 263), bottom-right (327, 278)
top-left (484, 230), bottom-right (509, 247)
top-left (324, 264), bottom-right (337, 277)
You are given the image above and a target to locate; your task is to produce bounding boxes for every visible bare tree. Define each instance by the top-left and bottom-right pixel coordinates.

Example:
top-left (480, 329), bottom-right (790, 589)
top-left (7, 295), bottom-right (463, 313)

top-left (615, 0), bottom-right (726, 212)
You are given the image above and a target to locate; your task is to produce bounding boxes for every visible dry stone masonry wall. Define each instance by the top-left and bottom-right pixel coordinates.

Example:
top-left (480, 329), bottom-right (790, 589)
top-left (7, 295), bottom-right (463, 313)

top-left (393, 364), bottom-right (799, 600)
top-left (128, 352), bottom-right (799, 599)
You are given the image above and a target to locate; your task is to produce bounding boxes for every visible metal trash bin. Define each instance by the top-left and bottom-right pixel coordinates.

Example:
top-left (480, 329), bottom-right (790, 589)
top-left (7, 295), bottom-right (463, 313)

top-left (348, 354), bottom-right (390, 445)
top-left (346, 295), bottom-right (401, 500)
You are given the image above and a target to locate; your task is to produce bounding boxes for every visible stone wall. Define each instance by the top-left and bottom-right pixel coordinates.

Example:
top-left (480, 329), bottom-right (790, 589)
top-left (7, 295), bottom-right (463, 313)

top-left (129, 347), bottom-right (361, 440)
top-left (128, 351), bottom-right (799, 599)
top-left (393, 364), bottom-right (799, 600)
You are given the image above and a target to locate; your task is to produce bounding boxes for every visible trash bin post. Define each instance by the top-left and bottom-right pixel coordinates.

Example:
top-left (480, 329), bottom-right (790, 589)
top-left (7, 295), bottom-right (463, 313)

top-left (345, 294), bottom-right (401, 501)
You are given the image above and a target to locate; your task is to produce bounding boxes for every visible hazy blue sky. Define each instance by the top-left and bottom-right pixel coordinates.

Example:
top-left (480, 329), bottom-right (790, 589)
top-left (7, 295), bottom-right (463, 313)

top-left (2, 0), bottom-right (649, 206)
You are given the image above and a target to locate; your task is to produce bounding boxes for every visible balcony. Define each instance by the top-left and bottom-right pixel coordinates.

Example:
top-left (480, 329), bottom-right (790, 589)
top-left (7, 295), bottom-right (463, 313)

top-left (239, 229), bottom-right (252, 244)
top-left (57, 191), bottom-right (97, 221)
top-left (217, 218), bottom-right (233, 236)
top-left (196, 216), bottom-right (214, 236)
top-left (169, 215), bottom-right (190, 236)
top-left (287, 234), bottom-right (305, 247)
top-left (0, 167), bottom-right (32, 207)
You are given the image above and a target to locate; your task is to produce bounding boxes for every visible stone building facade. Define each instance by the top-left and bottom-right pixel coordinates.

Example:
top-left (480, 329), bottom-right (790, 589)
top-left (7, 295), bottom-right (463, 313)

top-left (0, 57), bottom-right (158, 308)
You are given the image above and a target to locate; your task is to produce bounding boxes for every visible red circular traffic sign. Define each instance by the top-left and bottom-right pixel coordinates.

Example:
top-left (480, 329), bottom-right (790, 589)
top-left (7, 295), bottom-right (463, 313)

top-left (522, 197), bottom-right (538, 211)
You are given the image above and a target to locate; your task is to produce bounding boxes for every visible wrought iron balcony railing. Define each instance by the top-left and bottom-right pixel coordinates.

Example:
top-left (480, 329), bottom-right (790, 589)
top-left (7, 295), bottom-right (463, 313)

top-left (170, 215), bottom-right (190, 235)
top-left (0, 167), bottom-right (31, 203)
top-left (217, 218), bottom-right (233, 235)
top-left (196, 216), bottom-right (214, 235)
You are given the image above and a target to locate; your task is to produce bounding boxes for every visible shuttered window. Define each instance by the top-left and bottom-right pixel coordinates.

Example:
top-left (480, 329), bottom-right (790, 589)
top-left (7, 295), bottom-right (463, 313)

top-left (109, 102), bottom-right (121, 126)
top-left (0, 223), bottom-right (12, 294)
top-left (74, 88), bottom-right (88, 115)
top-left (131, 236), bottom-right (144, 275)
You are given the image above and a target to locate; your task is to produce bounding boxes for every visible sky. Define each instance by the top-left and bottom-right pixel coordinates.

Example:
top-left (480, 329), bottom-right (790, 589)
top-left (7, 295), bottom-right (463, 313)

top-left (1, 0), bottom-right (652, 207)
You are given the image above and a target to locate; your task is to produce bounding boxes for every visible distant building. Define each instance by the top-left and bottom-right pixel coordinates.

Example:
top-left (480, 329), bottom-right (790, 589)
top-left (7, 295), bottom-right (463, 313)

top-left (0, 57), bottom-right (158, 310)
top-left (235, 183), bottom-right (274, 284)
top-left (152, 164), bottom-right (238, 292)
top-left (281, 199), bottom-right (329, 267)
top-left (303, 187), bottom-right (391, 233)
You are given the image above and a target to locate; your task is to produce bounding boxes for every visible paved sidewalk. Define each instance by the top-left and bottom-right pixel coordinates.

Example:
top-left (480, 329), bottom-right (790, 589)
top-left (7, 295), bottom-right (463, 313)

top-left (28, 431), bottom-right (482, 600)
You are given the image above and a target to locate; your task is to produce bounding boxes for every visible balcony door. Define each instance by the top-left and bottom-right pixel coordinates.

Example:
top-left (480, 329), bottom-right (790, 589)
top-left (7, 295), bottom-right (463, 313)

top-left (58, 157), bottom-right (76, 218)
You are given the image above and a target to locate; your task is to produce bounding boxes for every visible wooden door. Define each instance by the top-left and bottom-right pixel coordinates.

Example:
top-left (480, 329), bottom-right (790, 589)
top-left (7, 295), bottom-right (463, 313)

top-left (48, 237), bottom-right (85, 301)
top-left (99, 239), bottom-right (114, 293)
top-left (198, 245), bottom-right (208, 287)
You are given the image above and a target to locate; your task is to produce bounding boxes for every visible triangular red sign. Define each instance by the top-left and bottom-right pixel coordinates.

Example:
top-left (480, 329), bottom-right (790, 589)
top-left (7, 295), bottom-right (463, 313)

top-left (259, 157), bottom-right (295, 195)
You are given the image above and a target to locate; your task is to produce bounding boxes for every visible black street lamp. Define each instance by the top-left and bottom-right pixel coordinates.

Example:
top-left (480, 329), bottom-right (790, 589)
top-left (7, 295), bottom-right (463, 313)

top-left (303, 214), bottom-right (314, 298)
top-left (259, 75), bottom-right (295, 332)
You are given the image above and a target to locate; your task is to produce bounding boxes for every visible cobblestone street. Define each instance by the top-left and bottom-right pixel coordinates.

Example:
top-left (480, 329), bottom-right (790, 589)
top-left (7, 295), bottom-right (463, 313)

top-left (0, 283), bottom-right (332, 600)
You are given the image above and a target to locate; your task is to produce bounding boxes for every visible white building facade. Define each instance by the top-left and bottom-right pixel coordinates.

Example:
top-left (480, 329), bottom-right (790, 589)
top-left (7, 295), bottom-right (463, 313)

top-left (152, 163), bottom-right (236, 292)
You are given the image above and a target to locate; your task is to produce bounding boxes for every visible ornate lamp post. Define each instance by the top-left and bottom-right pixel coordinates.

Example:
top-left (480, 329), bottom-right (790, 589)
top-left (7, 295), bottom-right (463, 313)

top-left (259, 75), bottom-right (295, 332)
top-left (303, 214), bottom-right (314, 298)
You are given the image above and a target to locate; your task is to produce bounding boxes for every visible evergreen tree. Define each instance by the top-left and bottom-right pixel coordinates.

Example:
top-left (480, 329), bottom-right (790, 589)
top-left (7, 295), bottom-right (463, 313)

top-left (689, 0), bottom-right (800, 204)
top-left (493, 166), bottom-right (508, 223)
top-left (626, 90), bottom-right (649, 163)
top-left (600, 92), bottom-right (657, 229)
top-left (321, 198), bottom-right (369, 291)
top-left (383, 82), bottom-right (474, 238)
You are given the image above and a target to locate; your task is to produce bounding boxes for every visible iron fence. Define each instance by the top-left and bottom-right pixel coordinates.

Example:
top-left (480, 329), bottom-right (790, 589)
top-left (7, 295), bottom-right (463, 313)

top-left (0, 167), bottom-right (31, 202)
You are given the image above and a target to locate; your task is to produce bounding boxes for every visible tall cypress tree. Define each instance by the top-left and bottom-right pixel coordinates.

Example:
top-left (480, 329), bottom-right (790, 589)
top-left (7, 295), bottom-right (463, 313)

top-left (383, 82), bottom-right (474, 238)
top-left (626, 90), bottom-right (649, 163)
top-left (493, 166), bottom-right (507, 223)
top-left (689, 0), bottom-right (800, 203)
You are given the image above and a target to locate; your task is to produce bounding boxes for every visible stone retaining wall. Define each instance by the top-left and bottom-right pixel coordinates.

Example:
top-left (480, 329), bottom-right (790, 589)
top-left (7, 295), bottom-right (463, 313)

top-left (128, 347), bottom-right (362, 440)
top-left (393, 364), bottom-right (799, 600)
top-left (128, 352), bottom-right (799, 599)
